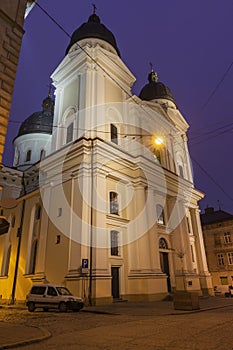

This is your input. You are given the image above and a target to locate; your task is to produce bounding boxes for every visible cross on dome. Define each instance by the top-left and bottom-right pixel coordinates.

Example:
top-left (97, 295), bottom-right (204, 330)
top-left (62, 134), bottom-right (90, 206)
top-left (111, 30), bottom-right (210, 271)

top-left (92, 4), bottom-right (97, 14)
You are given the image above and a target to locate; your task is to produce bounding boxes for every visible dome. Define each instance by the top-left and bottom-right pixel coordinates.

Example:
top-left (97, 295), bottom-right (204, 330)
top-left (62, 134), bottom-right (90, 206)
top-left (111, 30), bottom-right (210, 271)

top-left (65, 12), bottom-right (120, 56)
top-left (16, 95), bottom-right (54, 138)
top-left (139, 70), bottom-right (176, 105)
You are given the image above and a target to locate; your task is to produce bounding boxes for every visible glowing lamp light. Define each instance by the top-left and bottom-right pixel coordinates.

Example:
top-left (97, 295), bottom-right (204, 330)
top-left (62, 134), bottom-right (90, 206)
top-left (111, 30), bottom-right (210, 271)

top-left (154, 137), bottom-right (164, 146)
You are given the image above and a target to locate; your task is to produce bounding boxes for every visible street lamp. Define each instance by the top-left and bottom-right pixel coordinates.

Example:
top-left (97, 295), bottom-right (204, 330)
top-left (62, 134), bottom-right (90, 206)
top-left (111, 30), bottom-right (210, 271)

top-left (154, 136), bottom-right (164, 146)
top-left (153, 136), bottom-right (164, 163)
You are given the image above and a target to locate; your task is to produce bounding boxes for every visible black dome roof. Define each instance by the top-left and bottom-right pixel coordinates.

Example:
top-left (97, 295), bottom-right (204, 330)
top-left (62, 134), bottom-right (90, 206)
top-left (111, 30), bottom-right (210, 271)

top-left (16, 95), bottom-right (54, 138)
top-left (65, 13), bottom-right (120, 56)
top-left (139, 71), bottom-right (176, 105)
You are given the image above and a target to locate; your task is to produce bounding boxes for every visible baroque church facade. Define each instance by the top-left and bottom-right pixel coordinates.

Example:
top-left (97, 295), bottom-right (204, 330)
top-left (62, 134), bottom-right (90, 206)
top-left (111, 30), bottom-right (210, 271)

top-left (0, 11), bottom-right (213, 305)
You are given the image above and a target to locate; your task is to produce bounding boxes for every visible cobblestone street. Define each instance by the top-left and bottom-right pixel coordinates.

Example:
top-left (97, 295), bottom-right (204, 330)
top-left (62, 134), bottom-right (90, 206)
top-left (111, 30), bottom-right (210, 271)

top-left (1, 300), bottom-right (233, 349)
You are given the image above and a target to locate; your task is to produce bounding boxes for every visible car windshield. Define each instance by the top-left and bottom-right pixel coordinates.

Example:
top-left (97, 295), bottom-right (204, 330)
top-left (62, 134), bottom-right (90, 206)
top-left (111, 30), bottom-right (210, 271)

top-left (56, 287), bottom-right (72, 296)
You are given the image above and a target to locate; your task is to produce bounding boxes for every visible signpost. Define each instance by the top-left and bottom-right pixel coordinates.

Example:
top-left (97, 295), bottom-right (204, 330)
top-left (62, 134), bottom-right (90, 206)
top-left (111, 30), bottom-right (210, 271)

top-left (81, 258), bottom-right (88, 274)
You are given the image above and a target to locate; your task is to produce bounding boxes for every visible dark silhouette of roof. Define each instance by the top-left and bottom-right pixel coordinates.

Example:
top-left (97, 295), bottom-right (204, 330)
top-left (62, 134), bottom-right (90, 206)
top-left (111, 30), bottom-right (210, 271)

top-left (200, 207), bottom-right (233, 225)
top-left (139, 70), bottom-right (176, 105)
top-left (16, 95), bottom-right (54, 138)
top-left (66, 13), bottom-right (120, 56)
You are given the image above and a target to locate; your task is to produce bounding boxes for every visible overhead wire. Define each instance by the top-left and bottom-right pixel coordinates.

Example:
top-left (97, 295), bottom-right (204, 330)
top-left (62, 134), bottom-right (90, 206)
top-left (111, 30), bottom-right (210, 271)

top-left (9, 0), bottom-right (233, 204)
top-left (199, 60), bottom-right (233, 112)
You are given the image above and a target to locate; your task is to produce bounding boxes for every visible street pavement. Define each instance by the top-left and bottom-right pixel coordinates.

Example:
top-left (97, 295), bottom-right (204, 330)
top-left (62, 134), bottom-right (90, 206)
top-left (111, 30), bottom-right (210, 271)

top-left (1, 296), bottom-right (233, 349)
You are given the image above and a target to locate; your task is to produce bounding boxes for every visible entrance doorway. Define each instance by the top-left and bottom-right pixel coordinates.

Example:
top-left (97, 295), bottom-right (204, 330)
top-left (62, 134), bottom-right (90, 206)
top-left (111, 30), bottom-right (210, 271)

top-left (111, 266), bottom-right (120, 299)
top-left (160, 252), bottom-right (171, 292)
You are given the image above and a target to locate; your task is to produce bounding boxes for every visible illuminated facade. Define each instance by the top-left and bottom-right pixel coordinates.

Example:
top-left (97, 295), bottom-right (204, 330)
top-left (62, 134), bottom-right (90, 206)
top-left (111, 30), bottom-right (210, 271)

top-left (201, 207), bottom-right (233, 294)
top-left (0, 11), bottom-right (213, 305)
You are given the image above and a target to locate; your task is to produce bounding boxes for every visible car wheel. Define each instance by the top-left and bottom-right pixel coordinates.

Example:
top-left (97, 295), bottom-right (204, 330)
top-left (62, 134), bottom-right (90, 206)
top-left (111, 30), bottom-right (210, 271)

top-left (73, 308), bottom-right (80, 312)
top-left (43, 308), bottom-right (49, 312)
top-left (28, 302), bottom-right (35, 312)
top-left (59, 302), bottom-right (67, 312)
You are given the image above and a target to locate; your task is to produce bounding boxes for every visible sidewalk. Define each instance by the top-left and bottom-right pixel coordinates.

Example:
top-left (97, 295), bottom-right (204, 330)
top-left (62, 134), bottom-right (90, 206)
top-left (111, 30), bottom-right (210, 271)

top-left (1, 296), bottom-right (233, 349)
top-left (0, 323), bottom-right (51, 349)
top-left (83, 295), bottom-right (233, 316)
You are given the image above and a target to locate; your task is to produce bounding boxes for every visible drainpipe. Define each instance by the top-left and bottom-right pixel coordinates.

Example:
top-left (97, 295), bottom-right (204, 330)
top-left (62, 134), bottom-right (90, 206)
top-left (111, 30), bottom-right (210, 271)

top-left (88, 138), bottom-right (94, 306)
top-left (9, 172), bottom-right (26, 304)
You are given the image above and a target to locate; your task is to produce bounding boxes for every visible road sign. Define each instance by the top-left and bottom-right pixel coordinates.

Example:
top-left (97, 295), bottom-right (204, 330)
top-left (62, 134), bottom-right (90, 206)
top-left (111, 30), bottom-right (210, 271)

top-left (82, 259), bottom-right (88, 269)
top-left (81, 259), bottom-right (88, 273)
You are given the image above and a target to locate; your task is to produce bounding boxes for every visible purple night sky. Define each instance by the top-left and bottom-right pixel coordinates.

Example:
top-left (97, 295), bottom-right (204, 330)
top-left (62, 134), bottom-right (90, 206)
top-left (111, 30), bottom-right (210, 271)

top-left (3, 0), bottom-right (233, 213)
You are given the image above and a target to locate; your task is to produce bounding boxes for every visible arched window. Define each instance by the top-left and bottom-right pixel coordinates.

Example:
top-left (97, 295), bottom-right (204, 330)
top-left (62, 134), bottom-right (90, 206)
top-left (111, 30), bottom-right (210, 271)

top-left (26, 150), bottom-right (31, 162)
top-left (66, 122), bottom-right (74, 143)
top-left (1, 244), bottom-right (11, 276)
top-left (153, 149), bottom-right (161, 163)
top-left (110, 191), bottom-right (119, 214)
top-left (111, 124), bottom-right (118, 144)
top-left (156, 204), bottom-right (165, 225)
top-left (179, 165), bottom-right (184, 178)
top-left (26, 205), bottom-right (41, 275)
top-left (35, 205), bottom-right (41, 220)
top-left (159, 238), bottom-right (168, 250)
top-left (28, 240), bottom-right (38, 274)
top-left (14, 148), bottom-right (20, 166)
top-left (110, 230), bottom-right (119, 256)
top-left (63, 107), bottom-right (77, 145)
top-left (11, 215), bottom-right (15, 228)
top-left (40, 149), bottom-right (46, 160)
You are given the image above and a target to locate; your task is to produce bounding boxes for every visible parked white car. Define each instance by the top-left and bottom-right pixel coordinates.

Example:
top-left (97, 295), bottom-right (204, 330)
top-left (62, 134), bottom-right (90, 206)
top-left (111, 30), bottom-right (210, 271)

top-left (26, 284), bottom-right (84, 312)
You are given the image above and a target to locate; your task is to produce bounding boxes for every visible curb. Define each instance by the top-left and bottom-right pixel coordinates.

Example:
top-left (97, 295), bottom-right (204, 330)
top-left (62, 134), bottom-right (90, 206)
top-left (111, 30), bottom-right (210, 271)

top-left (0, 326), bottom-right (51, 350)
top-left (171, 303), bottom-right (233, 316)
top-left (82, 303), bottom-right (233, 317)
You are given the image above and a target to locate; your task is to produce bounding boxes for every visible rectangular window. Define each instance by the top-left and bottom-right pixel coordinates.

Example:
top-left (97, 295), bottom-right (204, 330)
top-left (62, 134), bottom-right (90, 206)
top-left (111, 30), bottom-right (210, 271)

top-left (228, 252), bottom-right (233, 265)
top-left (214, 234), bottom-right (221, 246)
top-left (31, 286), bottom-right (46, 295)
top-left (224, 232), bottom-right (231, 244)
top-left (111, 124), bottom-right (118, 144)
top-left (190, 245), bottom-right (195, 262)
top-left (217, 253), bottom-right (225, 266)
top-left (220, 276), bottom-right (228, 285)
top-left (186, 217), bottom-right (191, 233)
top-left (111, 230), bottom-right (119, 256)
top-left (58, 208), bottom-right (62, 217)
top-left (156, 204), bottom-right (165, 225)
top-left (66, 122), bottom-right (74, 143)
top-left (26, 150), bottom-right (31, 162)
top-left (110, 192), bottom-right (119, 215)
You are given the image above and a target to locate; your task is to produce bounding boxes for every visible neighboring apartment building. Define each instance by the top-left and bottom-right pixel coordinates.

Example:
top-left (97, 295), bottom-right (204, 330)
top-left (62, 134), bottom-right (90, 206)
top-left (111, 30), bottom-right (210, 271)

top-left (0, 10), bottom-right (213, 305)
top-left (0, 1), bottom-right (35, 166)
top-left (201, 207), bottom-right (233, 294)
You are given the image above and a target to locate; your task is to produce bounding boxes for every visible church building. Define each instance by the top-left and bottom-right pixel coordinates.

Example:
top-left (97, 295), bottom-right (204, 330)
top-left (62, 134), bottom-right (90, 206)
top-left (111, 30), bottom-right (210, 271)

top-left (0, 10), bottom-right (213, 305)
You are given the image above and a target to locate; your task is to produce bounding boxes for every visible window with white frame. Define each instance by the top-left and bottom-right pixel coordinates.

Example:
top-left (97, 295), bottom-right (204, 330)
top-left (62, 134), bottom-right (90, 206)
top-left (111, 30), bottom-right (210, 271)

top-left (228, 252), bottom-right (233, 265)
top-left (110, 230), bottom-right (119, 256)
top-left (217, 253), bottom-right (225, 266)
top-left (224, 232), bottom-right (231, 244)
